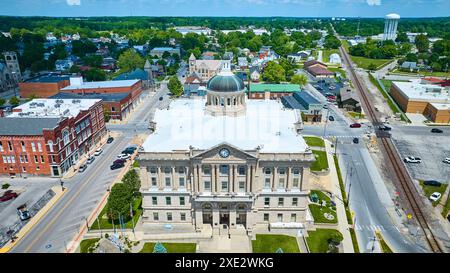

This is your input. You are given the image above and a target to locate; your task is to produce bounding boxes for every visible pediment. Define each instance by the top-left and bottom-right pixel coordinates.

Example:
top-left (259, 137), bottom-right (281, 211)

top-left (192, 142), bottom-right (257, 162)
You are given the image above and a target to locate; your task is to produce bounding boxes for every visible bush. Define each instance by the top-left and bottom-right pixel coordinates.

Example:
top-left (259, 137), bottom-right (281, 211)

top-left (2, 183), bottom-right (10, 189)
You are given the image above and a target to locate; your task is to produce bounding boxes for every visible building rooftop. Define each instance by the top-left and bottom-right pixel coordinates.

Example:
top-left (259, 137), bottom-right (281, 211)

top-left (0, 117), bottom-right (61, 136)
top-left (50, 92), bottom-right (129, 102)
top-left (429, 102), bottom-right (450, 110)
top-left (142, 98), bottom-right (307, 153)
top-left (60, 79), bottom-right (139, 91)
top-left (392, 81), bottom-right (450, 102)
top-left (249, 84), bottom-right (301, 93)
top-left (24, 74), bottom-right (70, 83)
top-left (10, 98), bottom-right (101, 118)
top-left (113, 68), bottom-right (149, 81)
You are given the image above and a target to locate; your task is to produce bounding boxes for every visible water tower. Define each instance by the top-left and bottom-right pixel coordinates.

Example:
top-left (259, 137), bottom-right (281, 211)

top-left (383, 13), bottom-right (400, 41)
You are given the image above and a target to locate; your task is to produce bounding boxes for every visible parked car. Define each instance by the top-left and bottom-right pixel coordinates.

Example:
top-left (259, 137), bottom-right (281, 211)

top-left (122, 146), bottom-right (137, 155)
top-left (94, 148), bottom-right (103, 156)
top-left (423, 180), bottom-right (442, 187)
top-left (117, 154), bottom-right (131, 160)
top-left (353, 137), bottom-right (359, 144)
top-left (107, 137), bottom-right (114, 144)
top-left (0, 190), bottom-right (18, 202)
top-left (78, 164), bottom-right (88, 172)
top-left (350, 123), bottom-right (361, 128)
top-left (110, 162), bottom-right (125, 170)
top-left (403, 156), bottom-right (421, 163)
top-left (17, 204), bottom-right (31, 221)
top-left (429, 192), bottom-right (442, 202)
top-left (113, 158), bottom-right (126, 165)
top-left (86, 156), bottom-right (95, 164)
top-left (379, 125), bottom-right (392, 131)
top-left (444, 157), bottom-right (450, 164)
top-left (328, 116), bottom-right (335, 121)
top-left (431, 128), bottom-right (443, 133)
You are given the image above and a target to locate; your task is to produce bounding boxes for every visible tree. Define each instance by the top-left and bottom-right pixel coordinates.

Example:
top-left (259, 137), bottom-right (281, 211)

top-left (9, 96), bottom-right (20, 107)
top-left (324, 35), bottom-right (341, 49)
top-left (107, 183), bottom-right (133, 221)
top-left (167, 75), bottom-right (183, 97)
top-left (368, 63), bottom-right (377, 71)
top-left (262, 61), bottom-right (285, 83)
top-left (122, 169), bottom-right (140, 195)
top-left (415, 34), bottom-right (430, 53)
top-left (103, 107), bottom-right (111, 122)
top-left (395, 32), bottom-right (408, 43)
top-left (290, 74), bottom-right (308, 87)
top-left (0, 98), bottom-right (5, 107)
top-left (82, 68), bottom-right (106, 81)
top-left (82, 55), bottom-right (102, 68)
top-left (117, 49), bottom-right (144, 72)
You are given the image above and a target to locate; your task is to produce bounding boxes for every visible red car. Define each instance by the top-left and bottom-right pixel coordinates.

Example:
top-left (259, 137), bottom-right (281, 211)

top-left (350, 123), bottom-right (361, 128)
top-left (0, 190), bottom-right (18, 202)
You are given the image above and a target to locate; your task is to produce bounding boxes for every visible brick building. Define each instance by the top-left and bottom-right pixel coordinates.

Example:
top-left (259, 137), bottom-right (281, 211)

top-left (59, 77), bottom-right (142, 119)
top-left (19, 74), bottom-right (70, 98)
top-left (248, 84), bottom-right (301, 100)
top-left (0, 98), bottom-right (106, 177)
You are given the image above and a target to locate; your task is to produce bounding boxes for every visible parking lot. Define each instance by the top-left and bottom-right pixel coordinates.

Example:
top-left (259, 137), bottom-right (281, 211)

top-left (391, 127), bottom-right (450, 184)
top-left (0, 178), bottom-right (59, 229)
top-left (312, 78), bottom-right (344, 98)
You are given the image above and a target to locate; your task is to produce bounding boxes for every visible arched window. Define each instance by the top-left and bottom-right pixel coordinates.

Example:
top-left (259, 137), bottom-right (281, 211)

top-left (264, 167), bottom-right (272, 175)
top-left (62, 130), bottom-right (70, 146)
top-left (48, 141), bottom-right (54, 153)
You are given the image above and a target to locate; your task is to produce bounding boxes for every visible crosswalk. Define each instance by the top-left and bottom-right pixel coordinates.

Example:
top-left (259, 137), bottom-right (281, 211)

top-left (354, 224), bottom-right (386, 232)
top-left (325, 135), bottom-right (362, 139)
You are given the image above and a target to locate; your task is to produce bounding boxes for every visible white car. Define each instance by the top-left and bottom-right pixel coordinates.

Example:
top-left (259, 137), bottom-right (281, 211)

top-left (443, 157), bottom-right (450, 164)
top-left (117, 154), bottom-right (130, 160)
top-left (94, 148), bottom-right (103, 156)
top-left (403, 156), bottom-right (421, 163)
top-left (429, 192), bottom-right (442, 202)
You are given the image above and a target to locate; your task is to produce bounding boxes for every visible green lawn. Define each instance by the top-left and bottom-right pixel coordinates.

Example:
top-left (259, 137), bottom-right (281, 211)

top-left (390, 69), bottom-right (450, 78)
top-left (90, 194), bottom-right (142, 230)
top-left (310, 190), bottom-right (332, 203)
top-left (304, 136), bottom-right (325, 148)
top-left (349, 228), bottom-right (360, 253)
top-left (350, 55), bottom-right (392, 70)
top-left (139, 242), bottom-right (197, 253)
top-left (311, 150), bottom-right (329, 172)
top-left (328, 67), bottom-right (347, 79)
top-left (348, 111), bottom-right (365, 119)
top-left (376, 232), bottom-right (393, 253)
top-left (441, 194), bottom-right (450, 218)
top-left (252, 234), bottom-right (300, 253)
top-left (419, 180), bottom-right (448, 207)
top-left (308, 204), bottom-right (337, 224)
top-left (333, 155), bottom-right (353, 225)
top-left (79, 238), bottom-right (100, 253)
top-left (306, 229), bottom-right (343, 253)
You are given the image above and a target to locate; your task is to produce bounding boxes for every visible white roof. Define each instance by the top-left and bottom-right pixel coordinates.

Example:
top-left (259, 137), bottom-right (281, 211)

top-left (429, 103), bottom-right (450, 110)
top-left (61, 79), bottom-right (139, 91)
top-left (393, 81), bottom-right (450, 102)
top-left (10, 99), bottom-right (101, 118)
top-left (143, 99), bottom-right (307, 153)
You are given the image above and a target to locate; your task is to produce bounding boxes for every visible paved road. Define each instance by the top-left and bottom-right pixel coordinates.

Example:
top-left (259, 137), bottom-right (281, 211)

top-left (10, 86), bottom-right (166, 253)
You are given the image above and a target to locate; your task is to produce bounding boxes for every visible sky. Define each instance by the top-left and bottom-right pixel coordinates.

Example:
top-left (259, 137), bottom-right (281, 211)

top-left (0, 0), bottom-right (448, 18)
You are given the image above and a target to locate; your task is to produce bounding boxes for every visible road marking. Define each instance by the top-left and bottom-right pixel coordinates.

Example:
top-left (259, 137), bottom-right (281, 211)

top-left (20, 137), bottom-right (127, 253)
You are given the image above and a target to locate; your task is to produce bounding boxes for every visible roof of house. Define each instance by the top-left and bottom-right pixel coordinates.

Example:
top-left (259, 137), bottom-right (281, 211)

top-left (340, 88), bottom-right (360, 103)
top-left (249, 84), bottom-right (301, 93)
top-left (306, 66), bottom-right (335, 76)
top-left (281, 96), bottom-right (306, 110)
top-left (303, 60), bottom-right (327, 68)
top-left (10, 98), bottom-right (101, 118)
top-left (193, 59), bottom-right (223, 71)
top-left (401, 61), bottom-right (417, 69)
top-left (113, 68), bottom-right (149, 81)
top-left (0, 117), bottom-right (61, 136)
top-left (60, 79), bottom-right (140, 91)
top-left (50, 92), bottom-right (130, 102)
top-left (184, 73), bottom-right (204, 84)
top-left (293, 91), bottom-right (321, 106)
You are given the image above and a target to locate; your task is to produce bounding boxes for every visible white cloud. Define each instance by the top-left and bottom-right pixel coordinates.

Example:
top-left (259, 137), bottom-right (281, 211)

top-left (366, 0), bottom-right (381, 6)
top-left (66, 0), bottom-right (81, 5)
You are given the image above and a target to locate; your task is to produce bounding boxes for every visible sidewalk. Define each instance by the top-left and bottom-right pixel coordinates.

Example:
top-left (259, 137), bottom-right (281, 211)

top-left (0, 186), bottom-right (67, 253)
top-left (323, 139), bottom-right (354, 253)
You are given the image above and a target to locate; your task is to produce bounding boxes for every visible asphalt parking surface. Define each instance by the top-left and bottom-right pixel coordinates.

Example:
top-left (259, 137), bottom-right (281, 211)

top-left (392, 131), bottom-right (450, 183)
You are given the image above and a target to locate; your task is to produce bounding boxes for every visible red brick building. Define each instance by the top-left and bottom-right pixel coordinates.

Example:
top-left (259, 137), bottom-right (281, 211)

top-left (0, 98), bottom-right (106, 177)
top-left (19, 74), bottom-right (70, 98)
top-left (59, 77), bottom-right (143, 120)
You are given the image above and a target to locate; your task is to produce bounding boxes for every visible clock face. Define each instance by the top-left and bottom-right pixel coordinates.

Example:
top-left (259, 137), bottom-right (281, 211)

top-left (219, 148), bottom-right (230, 158)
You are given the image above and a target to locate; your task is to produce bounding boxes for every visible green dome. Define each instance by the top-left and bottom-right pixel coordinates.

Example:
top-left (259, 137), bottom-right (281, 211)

top-left (207, 74), bottom-right (246, 92)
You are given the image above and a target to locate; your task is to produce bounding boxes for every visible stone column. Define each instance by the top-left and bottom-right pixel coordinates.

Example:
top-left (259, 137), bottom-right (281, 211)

top-left (158, 166), bottom-right (163, 190)
top-left (195, 209), bottom-right (203, 231)
top-left (300, 167), bottom-right (306, 191)
top-left (230, 208), bottom-right (237, 229)
top-left (272, 166), bottom-right (278, 191)
top-left (213, 209), bottom-right (219, 229)
top-left (246, 165), bottom-right (251, 193)
top-left (211, 165), bottom-right (216, 193)
top-left (286, 166), bottom-right (291, 192)
top-left (232, 164), bottom-right (236, 193)
top-left (140, 167), bottom-right (150, 190)
top-left (172, 166), bottom-right (177, 190)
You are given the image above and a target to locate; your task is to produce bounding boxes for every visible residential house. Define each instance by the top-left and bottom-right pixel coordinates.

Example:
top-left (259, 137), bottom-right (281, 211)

top-left (183, 72), bottom-right (206, 97)
top-left (281, 91), bottom-right (323, 122)
top-left (303, 60), bottom-right (335, 79)
top-left (339, 85), bottom-right (361, 112)
top-left (249, 66), bottom-right (261, 83)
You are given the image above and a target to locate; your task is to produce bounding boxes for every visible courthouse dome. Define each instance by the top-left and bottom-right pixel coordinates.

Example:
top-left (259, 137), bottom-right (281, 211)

top-left (206, 60), bottom-right (246, 93)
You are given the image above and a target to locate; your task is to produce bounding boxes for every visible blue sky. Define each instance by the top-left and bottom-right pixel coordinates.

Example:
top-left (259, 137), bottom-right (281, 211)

top-left (0, 0), bottom-right (448, 17)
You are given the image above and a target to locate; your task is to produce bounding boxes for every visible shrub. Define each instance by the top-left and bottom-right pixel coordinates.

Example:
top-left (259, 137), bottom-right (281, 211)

top-left (2, 183), bottom-right (10, 189)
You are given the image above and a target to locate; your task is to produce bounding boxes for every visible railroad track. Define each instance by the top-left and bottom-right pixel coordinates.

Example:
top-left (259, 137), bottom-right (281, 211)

top-left (338, 45), bottom-right (443, 253)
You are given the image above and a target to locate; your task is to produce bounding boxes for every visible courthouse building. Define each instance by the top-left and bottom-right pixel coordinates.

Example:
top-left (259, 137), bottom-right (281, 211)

top-left (138, 61), bottom-right (315, 236)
